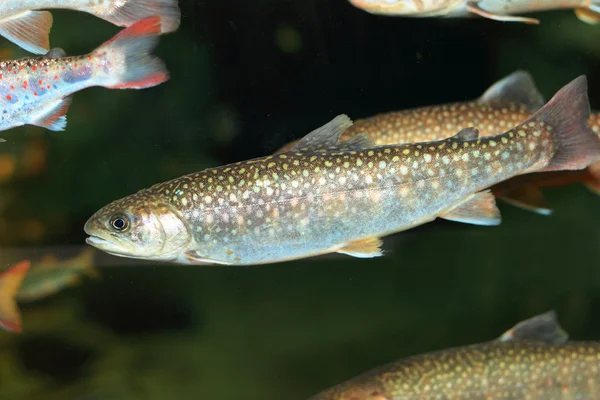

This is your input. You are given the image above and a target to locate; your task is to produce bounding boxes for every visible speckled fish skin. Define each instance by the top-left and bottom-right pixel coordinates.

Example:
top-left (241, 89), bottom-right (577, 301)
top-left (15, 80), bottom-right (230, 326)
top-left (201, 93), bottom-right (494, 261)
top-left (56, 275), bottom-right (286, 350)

top-left (84, 76), bottom-right (600, 266)
top-left (0, 16), bottom-right (168, 133)
top-left (308, 312), bottom-right (600, 400)
top-left (0, 0), bottom-right (180, 54)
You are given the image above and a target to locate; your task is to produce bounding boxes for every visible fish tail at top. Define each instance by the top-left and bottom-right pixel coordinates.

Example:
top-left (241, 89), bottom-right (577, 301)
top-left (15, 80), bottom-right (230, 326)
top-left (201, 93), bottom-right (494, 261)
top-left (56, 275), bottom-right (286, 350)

top-left (95, 16), bottom-right (169, 90)
top-left (99, 0), bottom-right (181, 33)
top-left (533, 76), bottom-right (600, 173)
top-left (0, 260), bottom-right (30, 333)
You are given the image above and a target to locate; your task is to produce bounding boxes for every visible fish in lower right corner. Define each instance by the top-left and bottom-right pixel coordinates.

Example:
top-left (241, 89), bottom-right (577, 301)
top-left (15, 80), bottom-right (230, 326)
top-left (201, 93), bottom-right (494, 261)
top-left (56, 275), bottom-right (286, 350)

top-left (0, 0), bottom-right (181, 54)
top-left (348, 0), bottom-right (600, 25)
top-left (308, 311), bottom-right (600, 400)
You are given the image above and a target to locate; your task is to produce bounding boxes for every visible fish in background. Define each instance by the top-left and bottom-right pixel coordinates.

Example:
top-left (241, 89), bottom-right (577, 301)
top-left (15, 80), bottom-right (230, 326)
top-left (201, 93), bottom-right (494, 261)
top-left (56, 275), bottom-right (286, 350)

top-left (0, 248), bottom-right (98, 333)
top-left (307, 311), bottom-right (600, 399)
top-left (84, 76), bottom-right (600, 266)
top-left (0, 16), bottom-right (169, 133)
top-left (348, 0), bottom-right (600, 24)
top-left (277, 71), bottom-right (600, 215)
top-left (0, 0), bottom-right (181, 55)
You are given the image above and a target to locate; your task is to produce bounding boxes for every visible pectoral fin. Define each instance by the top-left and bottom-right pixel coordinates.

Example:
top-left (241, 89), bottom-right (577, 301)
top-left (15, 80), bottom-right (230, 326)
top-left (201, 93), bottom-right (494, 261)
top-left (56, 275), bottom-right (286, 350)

top-left (337, 237), bottom-right (383, 258)
top-left (466, 1), bottom-right (539, 24)
top-left (497, 310), bottom-right (568, 344)
top-left (30, 97), bottom-right (73, 131)
top-left (440, 190), bottom-right (501, 226)
top-left (575, 7), bottom-right (600, 24)
top-left (0, 11), bottom-right (53, 54)
top-left (497, 185), bottom-right (553, 216)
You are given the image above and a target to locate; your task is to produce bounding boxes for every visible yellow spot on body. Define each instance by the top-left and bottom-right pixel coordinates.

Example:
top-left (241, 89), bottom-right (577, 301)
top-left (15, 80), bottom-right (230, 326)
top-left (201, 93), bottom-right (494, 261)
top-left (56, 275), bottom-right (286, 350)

top-left (356, 159), bottom-right (363, 166)
top-left (414, 151), bottom-right (420, 156)
top-left (392, 156), bottom-right (400, 162)
top-left (367, 151), bottom-right (374, 156)
top-left (402, 149), bottom-right (410, 155)
top-left (489, 140), bottom-right (497, 147)
top-left (501, 137), bottom-right (508, 144)
top-left (324, 161), bottom-right (333, 167)
top-left (529, 142), bottom-right (536, 150)
top-left (518, 130), bottom-right (526, 137)
top-left (182, 198), bottom-right (188, 206)
top-left (205, 195), bottom-right (212, 204)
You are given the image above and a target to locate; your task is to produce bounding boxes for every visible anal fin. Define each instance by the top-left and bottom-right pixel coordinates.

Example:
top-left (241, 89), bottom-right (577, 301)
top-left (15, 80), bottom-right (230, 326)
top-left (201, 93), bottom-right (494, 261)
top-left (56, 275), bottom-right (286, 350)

top-left (466, 2), bottom-right (539, 24)
top-left (0, 11), bottom-right (53, 55)
top-left (31, 97), bottom-right (73, 131)
top-left (497, 185), bottom-right (553, 216)
top-left (0, 260), bottom-right (30, 333)
top-left (337, 237), bottom-right (383, 258)
top-left (498, 310), bottom-right (568, 344)
top-left (440, 190), bottom-right (501, 226)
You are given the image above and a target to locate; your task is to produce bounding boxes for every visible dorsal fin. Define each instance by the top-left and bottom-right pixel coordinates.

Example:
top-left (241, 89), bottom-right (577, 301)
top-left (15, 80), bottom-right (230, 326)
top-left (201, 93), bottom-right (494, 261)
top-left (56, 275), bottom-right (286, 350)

top-left (289, 115), bottom-right (375, 153)
top-left (478, 71), bottom-right (546, 110)
top-left (497, 310), bottom-right (568, 344)
top-left (453, 127), bottom-right (479, 141)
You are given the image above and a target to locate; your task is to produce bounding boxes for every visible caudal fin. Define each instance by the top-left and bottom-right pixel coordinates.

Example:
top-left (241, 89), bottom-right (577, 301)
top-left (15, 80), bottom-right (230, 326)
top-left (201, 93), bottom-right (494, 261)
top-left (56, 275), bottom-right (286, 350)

top-left (102, 0), bottom-right (181, 33)
top-left (95, 16), bottom-right (169, 90)
top-left (532, 76), bottom-right (600, 172)
top-left (0, 260), bottom-right (30, 333)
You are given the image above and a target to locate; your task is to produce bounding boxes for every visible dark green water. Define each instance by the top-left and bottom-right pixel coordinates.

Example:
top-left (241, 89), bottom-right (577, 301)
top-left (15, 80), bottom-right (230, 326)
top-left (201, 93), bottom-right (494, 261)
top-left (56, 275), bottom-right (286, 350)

top-left (0, 1), bottom-right (598, 399)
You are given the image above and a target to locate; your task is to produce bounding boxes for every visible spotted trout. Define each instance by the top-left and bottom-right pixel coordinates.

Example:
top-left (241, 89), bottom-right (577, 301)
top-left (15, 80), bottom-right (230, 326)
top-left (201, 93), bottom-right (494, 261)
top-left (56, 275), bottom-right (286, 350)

top-left (83, 76), bottom-right (600, 266)
top-left (277, 71), bottom-right (600, 215)
top-left (0, 16), bottom-right (168, 133)
top-left (308, 311), bottom-right (600, 400)
top-left (0, 0), bottom-right (180, 54)
top-left (348, 0), bottom-right (600, 24)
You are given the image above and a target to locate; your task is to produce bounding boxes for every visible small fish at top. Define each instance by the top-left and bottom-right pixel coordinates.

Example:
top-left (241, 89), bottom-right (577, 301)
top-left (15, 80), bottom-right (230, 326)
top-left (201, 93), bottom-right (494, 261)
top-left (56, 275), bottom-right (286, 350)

top-left (277, 71), bottom-right (600, 215)
top-left (0, 248), bottom-right (97, 333)
top-left (348, 0), bottom-right (600, 24)
top-left (307, 311), bottom-right (600, 400)
top-left (0, 16), bottom-right (169, 133)
top-left (0, 0), bottom-right (180, 54)
top-left (84, 76), bottom-right (600, 266)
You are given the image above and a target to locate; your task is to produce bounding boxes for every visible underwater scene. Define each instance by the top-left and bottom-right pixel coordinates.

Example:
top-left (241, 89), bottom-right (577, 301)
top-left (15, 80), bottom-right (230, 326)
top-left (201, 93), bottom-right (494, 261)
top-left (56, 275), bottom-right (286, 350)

top-left (0, 0), bottom-right (599, 399)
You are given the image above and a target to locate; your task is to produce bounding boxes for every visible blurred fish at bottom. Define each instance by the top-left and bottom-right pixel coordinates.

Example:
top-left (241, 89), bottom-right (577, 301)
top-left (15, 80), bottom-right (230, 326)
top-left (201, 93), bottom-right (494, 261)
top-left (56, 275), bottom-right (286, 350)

top-left (308, 311), bottom-right (600, 400)
top-left (0, 248), bottom-right (97, 333)
top-left (348, 0), bottom-right (600, 24)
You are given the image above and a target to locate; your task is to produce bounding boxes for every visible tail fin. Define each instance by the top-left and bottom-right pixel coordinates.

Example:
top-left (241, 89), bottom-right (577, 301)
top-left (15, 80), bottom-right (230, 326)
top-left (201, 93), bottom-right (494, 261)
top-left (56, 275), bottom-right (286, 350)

top-left (102, 0), bottom-right (181, 33)
top-left (0, 260), bottom-right (30, 333)
top-left (532, 76), bottom-right (600, 172)
top-left (584, 161), bottom-right (600, 194)
top-left (95, 16), bottom-right (169, 90)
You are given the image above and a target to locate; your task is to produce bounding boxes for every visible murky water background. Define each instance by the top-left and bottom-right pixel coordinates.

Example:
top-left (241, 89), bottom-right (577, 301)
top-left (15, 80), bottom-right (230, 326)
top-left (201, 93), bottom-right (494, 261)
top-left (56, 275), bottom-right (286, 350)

top-left (0, 1), bottom-right (599, 399)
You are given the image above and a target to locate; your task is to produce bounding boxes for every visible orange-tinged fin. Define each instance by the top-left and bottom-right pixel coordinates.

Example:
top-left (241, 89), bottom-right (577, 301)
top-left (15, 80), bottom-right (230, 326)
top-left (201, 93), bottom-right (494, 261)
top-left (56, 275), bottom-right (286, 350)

top-left (585, 161), bottom-right (600, 194)
top-left (337, 237), bottom-right (383, 258)
top-left (30, 96), bottom-right (73, 132)
top-left (0, 11), bottom-right (53, 55)
top-left (497, 185), bottom-right (553, 216)
top-left (478, 70), bottom-right (545, 111)
top-left (440, 190), bottom-right (501, 226)
top-left (97, 16), bottom-right (169, 90)
top-left (0, 260), bottom-right (31, 333)
top-left (575, 8), bottom-right (600, 24)
top-left (534, 76), bottom-right (600, 172)
top-left (466, 1), bottom-right (539, 23)
top-left (102, 0), bottom-right (181, 33)
top-left (497, 310), bottom-right (568, 344)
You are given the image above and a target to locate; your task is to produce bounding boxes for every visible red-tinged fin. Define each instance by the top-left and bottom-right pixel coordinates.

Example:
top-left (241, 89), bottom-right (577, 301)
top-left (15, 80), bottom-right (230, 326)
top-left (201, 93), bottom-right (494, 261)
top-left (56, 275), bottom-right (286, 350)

top-left (0, 260), bottom-right (31, 333)
top-left (97, 16), bottom-right (169, 90)
top-left (30, 96), bottom-right (73, 132)
top-left (440, 190), bottom-right (501, 226)
top-left (584, 161), bottom-right (600, 194)
top-left (102, 0), bottom-right (181, 33)
top-left (0, 11), bottom-right (53, 55)
top-left (533, 76), bottom-right (600, 172)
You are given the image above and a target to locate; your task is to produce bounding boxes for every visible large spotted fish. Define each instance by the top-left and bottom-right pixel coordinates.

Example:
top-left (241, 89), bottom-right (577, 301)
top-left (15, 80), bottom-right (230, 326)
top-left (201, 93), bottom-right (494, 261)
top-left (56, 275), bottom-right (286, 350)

top-left (307, 311), bottom-right (600, 400)
top-left (0, 16), bottom-right (168, 133)
top-left (278, 71), bottom-right (600, 215)
top-left (348, 0), bottom-right (600, 24)
top-left (0, 0), bottom-right (180, 55)
top-left (84, 76), bottom-right (600, 266)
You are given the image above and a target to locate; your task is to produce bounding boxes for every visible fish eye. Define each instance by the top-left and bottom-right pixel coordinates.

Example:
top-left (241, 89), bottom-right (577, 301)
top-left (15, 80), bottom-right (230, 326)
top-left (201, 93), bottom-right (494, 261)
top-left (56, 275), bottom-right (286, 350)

top-left (109, 215), bottom-right (130, 232)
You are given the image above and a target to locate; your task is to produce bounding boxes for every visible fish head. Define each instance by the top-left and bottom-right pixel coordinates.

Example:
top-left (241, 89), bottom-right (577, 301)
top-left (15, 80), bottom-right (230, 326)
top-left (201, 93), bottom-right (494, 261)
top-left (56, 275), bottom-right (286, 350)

top-left (84, 193), bottom-right (191, 261)
top-left (348, 0), bottom-right (460, 16)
